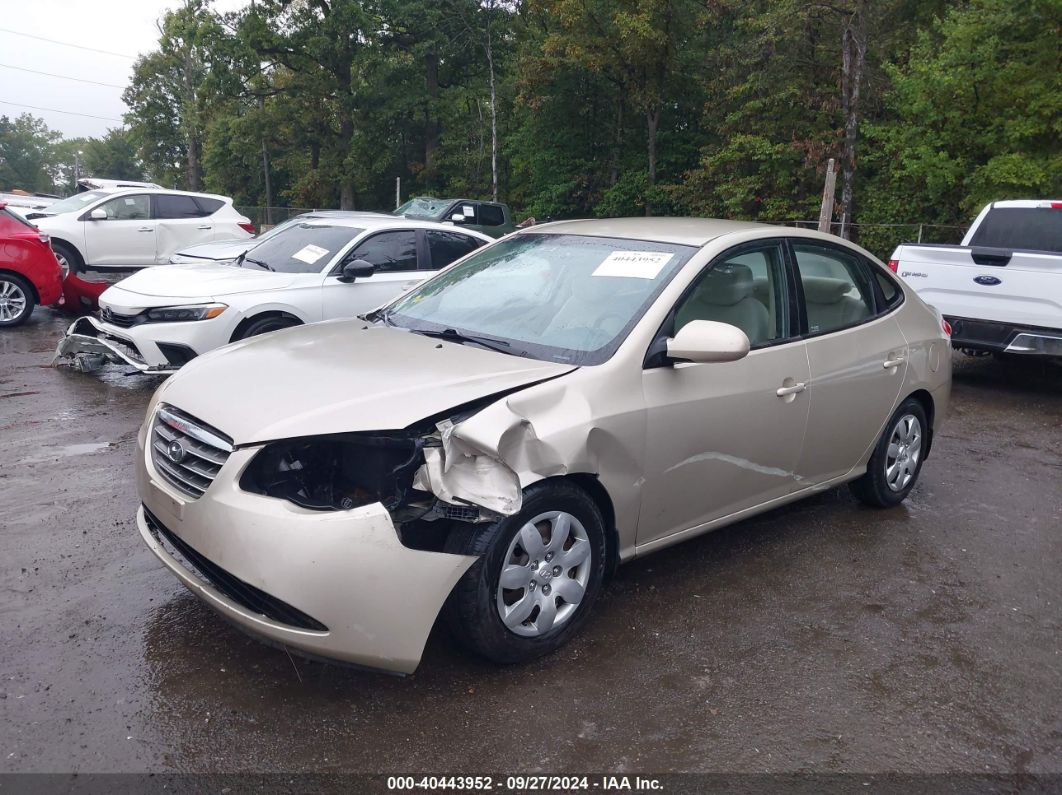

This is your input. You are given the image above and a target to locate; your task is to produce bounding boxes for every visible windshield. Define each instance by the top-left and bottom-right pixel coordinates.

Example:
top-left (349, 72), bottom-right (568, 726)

top-left (395, 197), bottom-right (451, 219)
top-left (43, 190), bottom-right (111, 215)
top-left (241, 223), bottom-right (365, 273)
top-left (384, 233), bottom-right (697, 365)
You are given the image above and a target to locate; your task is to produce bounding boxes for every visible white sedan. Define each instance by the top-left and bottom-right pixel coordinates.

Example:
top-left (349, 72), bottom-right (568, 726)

top-left (29, 188), bottom-right (253, 273)
top-left (54, 216), bottom-right (491, 372)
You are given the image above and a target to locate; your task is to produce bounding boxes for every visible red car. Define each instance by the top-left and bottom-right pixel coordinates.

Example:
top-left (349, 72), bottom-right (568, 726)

top-left (0, 201), bottom-right (63, 326)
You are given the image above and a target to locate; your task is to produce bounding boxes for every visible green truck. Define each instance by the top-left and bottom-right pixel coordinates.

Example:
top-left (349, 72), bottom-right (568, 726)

top-left (394, 196), bottom-right (517, 238)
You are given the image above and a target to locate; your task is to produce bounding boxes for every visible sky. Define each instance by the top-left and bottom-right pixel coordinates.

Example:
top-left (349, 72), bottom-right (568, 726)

top-left (0, 0), bottom-right (246, 140)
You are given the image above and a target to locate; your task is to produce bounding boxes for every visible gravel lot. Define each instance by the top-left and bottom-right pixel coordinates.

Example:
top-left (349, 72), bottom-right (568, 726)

top-left (1, 306), bottom-right (1060, 776)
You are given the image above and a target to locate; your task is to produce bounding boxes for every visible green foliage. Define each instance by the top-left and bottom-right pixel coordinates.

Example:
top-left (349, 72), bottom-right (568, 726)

top-left (0, 114), bottom-right (62, 193)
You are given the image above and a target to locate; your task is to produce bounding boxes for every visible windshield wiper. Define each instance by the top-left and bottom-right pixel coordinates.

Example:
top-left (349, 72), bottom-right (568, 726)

top-left (244, 256), bottom-right (274, 272)
top-left (414, 327), bottom-right (513, 355)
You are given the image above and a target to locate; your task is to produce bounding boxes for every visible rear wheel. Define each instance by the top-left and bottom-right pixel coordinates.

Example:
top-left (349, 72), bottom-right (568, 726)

top-left (850, 398), bottom-right (928, 508)
top-left (444, 481), bottom-right (607, 664)
top-left (0, 273), bottom-right (35, 327)
top-left (51, 242), bottom-right (82, 276)
top-left (234, 314), bottom-right (299, 340)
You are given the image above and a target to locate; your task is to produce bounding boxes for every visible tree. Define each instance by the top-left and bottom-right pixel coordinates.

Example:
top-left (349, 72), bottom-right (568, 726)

top-left (0, 114), bottom-right (61, 193)
top-left (124, 0), bottom-right (237, 189)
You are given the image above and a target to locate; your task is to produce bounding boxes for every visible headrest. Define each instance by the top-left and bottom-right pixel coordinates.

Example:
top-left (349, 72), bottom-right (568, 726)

top-left (697, 262), bottom-right (755, 306)
top-left (801, 276), bottom-right (851, 304)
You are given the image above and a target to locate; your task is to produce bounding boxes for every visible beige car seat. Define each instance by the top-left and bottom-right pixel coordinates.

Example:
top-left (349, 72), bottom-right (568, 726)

top-left (801, 276), bottom-right (870, 333)
top-left (676, 262), bottom-right (770, 345)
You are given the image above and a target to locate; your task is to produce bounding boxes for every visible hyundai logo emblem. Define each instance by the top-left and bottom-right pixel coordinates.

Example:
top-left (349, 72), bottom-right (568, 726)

top-left (167, 440), bottom-right (186, 464)
top-left (974, 275), bottom-right (1002, 286)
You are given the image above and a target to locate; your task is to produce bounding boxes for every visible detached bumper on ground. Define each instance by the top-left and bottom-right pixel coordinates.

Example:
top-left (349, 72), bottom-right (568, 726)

top-left (947, 315), bottom-right (1062, 357)
top-left (135, 432), bottom-right (477, 674)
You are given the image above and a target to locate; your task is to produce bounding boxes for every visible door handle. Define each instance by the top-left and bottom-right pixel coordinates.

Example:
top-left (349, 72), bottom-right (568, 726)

top-left (137, 226), bottom-right (153, 232)
top-left (776, 382), bottom-right (807, 397)
top-left (197, 225), bottom-right (212, 230)
top-left (883, 355), bottom-right (906, 369)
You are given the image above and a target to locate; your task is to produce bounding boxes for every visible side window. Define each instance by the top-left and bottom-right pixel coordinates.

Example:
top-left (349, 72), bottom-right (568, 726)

top-left (449, 202), bottom-right (478, 225)
top-left (194, 197), bottom-right (224, 215)
top-left (478, 204), bottom-right (504, 226)
top-left (96, 194), bottom-right (150, 220)
top-left (673, 243), bottom-right (789, 348)
top-left (349, 230), bottom-right (418, 272)
top-left (873, 267), bottom-right (902, 309)
top-left (154, 194), bottom-right (205, 219)
top-left (793, 242), bottom-right (875, 335)
top-left (426, 230), bottom-right (482, 270)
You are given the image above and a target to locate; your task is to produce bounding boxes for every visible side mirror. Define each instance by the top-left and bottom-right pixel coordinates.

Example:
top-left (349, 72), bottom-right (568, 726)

top-left (338, 258), bottom-right (375, 283)
top-left (449, 213), bottom-right (465, 223)
top-left (89, 208), bottom-right (107, 221)
top-left (666, 320), bottom-right (750, 363)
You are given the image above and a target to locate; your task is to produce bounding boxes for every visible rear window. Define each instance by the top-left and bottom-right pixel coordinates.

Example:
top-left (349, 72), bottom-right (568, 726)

top-left (1, 207), bottom-right (36, 229)
top-left (195, 197), bottom-right (224, 215)
top-left (969, 207), bottom-right (1062, 253)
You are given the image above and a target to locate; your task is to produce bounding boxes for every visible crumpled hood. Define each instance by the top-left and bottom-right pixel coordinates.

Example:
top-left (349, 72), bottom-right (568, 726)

top-left (108, 263), bottom-right (299, 300)
top-left (157, 321), bottom-right (577, 445)
top-left (172, 238), bottom-right (255, 262)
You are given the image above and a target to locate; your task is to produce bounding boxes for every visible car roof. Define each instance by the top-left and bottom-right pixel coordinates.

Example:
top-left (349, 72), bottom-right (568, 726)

top-left (88, 187), bottom-right (231, 202)
top-left (520, 217), bottom-right (779, 247)
top-left (297, 215), bottom-right (493, 237)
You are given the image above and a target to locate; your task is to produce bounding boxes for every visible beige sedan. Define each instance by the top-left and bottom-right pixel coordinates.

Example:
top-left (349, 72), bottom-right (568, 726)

top-left (134, 218), bottom-right (951, 673)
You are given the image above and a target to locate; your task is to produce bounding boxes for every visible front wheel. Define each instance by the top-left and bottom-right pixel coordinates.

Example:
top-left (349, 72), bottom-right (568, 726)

top-left (234, 314), bottom-right (299, 340)
top-left (850, 398), bottom-right (928, 508)
top-left (0, 273), bottom-right (35, 327)
top-left (51, 242), bottom-right (81, 276)
top-left (444, 481), bottom-right (607, 664)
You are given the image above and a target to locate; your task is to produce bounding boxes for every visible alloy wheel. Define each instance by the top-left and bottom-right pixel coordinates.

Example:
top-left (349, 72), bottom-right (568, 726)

top-left (885, 413), bottom-right (922, 492)
top-left (495, 511), bottom-right (592, 638)
top-left (0, 280), bottom-right (28, 322)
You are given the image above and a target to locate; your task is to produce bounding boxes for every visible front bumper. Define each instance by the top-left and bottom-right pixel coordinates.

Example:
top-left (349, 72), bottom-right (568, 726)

top-left (53, 316), bottom-right (205, 372)
top-left (947, 316), bottom-right (1062, 357)
top-left (135, 424), bottom-right (476, 674)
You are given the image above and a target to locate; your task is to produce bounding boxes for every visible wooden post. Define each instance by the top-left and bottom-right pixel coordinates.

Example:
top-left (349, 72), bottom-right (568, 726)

top-left (818, 158), bottom-right (837, 234)
top-left (395, 177), bottom-right (401, 210)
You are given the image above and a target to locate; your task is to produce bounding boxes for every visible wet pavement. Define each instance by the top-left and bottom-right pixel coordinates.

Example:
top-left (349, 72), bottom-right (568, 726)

top-left (1, 306), bottom-right (1060, 775)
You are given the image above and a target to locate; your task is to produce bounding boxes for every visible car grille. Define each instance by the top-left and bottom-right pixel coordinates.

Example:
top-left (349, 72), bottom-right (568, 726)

top-left (143, 507), bottom-right (328, 632)
top-left (150, 405), bottom-right (234, 499)
top-left (100, 306), bottom-right (141, 328)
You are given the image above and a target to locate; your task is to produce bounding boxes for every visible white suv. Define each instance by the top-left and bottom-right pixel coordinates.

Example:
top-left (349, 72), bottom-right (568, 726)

top-left (30, 189), bottom-right (253, 273)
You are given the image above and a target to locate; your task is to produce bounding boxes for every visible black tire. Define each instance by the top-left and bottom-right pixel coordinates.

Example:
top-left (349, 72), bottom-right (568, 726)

top-left (443, 481), bottom-right (608, 664)
top-left (0, 273), bottom-right (36, 327)
top-left (234, 314), bottom-right (299, 340)
top-left (849, 398), bottom-right (929, 508)
top-left (51, 241), bottom-right (82, 276)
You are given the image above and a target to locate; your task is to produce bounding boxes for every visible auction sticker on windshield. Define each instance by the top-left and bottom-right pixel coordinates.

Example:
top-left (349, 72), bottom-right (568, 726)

top-left (593, 251), bottom-right (673, 279)
top-left (292, 244), bottom-right (330, 265)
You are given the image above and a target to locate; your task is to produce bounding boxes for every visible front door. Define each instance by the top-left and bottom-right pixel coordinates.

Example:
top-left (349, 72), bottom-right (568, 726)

top-left (638, 241), bottom-right (812, 548)
top-left (320, 229), bottom-right (427, 319)
top-left (83, 194), bottom-right (155, 267)
top-left (790, 240), bottom-right (909, 484)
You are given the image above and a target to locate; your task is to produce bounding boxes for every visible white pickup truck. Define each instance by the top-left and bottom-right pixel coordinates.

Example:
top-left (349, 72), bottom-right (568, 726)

top-left (889, 200), bottom-right (1062, 358)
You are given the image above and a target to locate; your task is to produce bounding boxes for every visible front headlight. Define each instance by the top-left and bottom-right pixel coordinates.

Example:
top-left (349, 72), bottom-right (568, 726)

top-left (145, 304), bottom-right (227, 323)
top-left (239, 434), bottom-right (425, 512)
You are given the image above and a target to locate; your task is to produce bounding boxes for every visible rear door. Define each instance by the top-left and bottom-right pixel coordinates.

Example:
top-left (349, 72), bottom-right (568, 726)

top-left (792, 240), bottom-right (908, 484)
top-left (320, 229), bottom-right (425, 319)
top-left (153, 194), bottom-right (215, 263)
top-left (82, 194), bottom-right (155, 267)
